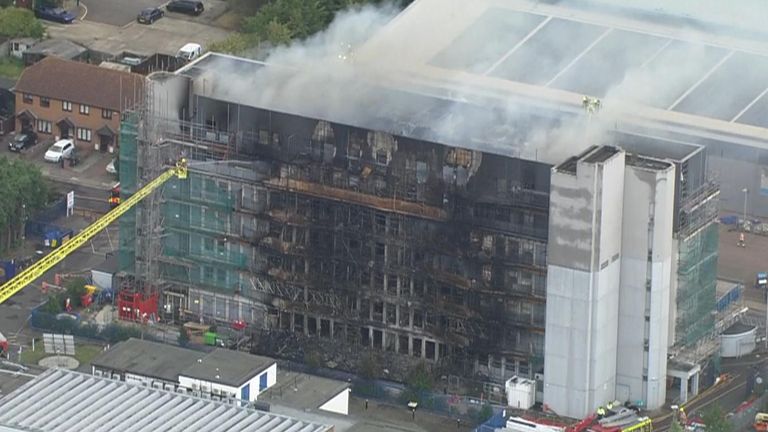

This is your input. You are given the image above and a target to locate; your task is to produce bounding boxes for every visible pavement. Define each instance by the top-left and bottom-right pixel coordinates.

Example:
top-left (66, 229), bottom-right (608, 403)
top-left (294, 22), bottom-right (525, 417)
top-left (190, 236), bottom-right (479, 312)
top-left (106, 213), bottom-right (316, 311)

top-left (45, 7), bottom-right (231, 56)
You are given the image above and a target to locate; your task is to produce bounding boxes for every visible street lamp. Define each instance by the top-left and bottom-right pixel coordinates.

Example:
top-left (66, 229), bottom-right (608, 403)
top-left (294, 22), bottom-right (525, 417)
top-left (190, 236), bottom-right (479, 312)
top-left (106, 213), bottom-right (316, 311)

top-left (743, 188), bottom-right (749, 229)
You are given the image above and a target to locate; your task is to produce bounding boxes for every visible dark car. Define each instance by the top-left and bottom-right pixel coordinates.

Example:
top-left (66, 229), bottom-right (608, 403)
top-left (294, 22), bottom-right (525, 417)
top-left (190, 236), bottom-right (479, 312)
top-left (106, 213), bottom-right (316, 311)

top-left (8, 132), bottom-right (37, 152)
top-left (166, 0), bottom-right (204, 16)
top-left (34, 6), bottom-right (76, 24)
top-left (137, 7), bottom-right (164, 24)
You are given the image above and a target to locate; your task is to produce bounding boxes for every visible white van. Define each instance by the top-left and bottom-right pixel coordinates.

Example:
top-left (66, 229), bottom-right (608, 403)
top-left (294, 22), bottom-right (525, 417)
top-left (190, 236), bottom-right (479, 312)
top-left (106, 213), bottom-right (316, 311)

top-left (177, 43), bottom-right (202, 61)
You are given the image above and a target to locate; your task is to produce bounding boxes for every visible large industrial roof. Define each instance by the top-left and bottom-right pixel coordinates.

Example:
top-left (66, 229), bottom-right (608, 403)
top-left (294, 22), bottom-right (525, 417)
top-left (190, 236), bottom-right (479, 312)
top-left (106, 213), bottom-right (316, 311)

top-left (0, 369), bottom-right (331, 432)
top-left (174, 0), bottom-right (768, 164)
top-left (359, 0), bottom-right (768, 129)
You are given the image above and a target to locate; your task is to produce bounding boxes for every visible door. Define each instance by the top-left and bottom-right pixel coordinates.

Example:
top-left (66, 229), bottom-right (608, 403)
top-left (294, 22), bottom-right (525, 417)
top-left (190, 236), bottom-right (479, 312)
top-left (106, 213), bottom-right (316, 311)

top-left (241, 383), bottom-right (250, 401)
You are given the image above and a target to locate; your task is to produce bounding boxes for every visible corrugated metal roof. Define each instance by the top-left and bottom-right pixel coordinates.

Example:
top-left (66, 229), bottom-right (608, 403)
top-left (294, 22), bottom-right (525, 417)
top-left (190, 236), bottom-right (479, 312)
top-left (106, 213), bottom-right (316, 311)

top-left (0, 369), bottom-right (331, 432)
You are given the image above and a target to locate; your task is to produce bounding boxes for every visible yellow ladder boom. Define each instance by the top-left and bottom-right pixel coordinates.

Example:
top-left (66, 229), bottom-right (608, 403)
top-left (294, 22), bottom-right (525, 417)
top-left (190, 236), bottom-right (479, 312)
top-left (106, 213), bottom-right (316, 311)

top-left (0, 160), bottom-right (188, 305)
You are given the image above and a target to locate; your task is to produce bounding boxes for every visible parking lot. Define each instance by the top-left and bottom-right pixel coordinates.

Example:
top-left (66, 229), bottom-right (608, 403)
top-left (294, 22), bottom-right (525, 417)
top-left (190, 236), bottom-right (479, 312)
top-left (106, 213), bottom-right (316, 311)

top-left (81, 0), bottom-right (229, 27)
top-left (45, 15), bottom-right (230, 56)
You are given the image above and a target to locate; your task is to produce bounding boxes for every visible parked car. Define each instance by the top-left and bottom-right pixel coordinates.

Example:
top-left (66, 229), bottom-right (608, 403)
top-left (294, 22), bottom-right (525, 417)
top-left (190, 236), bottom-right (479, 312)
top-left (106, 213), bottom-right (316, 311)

top-left (177, 43), bottom-right (202, 61)
top-left (34, 6), bottom-right (76, 24)
top-left (166, 0), bottom-right (204, 16)
top-left (44, 139), bottom-right (74, 163)
top-left (8, 132), bottom-right (37, 152)
top-left (106, 158), bottom-right (117, 174)
top-left (137, 7), bottom-right (164, 24)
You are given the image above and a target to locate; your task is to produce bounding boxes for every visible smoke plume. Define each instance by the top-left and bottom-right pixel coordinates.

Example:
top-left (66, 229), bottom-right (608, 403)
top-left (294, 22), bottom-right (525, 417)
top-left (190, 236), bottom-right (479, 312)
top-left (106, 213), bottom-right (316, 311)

top-left (208, 0), bottom-right (760, 165)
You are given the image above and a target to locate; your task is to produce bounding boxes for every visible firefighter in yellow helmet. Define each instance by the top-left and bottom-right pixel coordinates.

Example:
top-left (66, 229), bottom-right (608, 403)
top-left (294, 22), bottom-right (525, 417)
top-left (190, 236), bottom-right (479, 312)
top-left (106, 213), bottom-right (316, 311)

top-left (597, 406), bottom-right (606, 418)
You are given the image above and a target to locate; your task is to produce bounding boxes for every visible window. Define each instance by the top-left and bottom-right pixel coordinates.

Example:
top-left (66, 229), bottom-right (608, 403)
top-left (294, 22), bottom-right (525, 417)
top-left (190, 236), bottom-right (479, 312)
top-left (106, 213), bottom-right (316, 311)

top-left (36, 120), bottom-right (51, 134)
top-left (76, 127), bottom-right (92, 142)
top-left (22, 93), bottom-right (33, 104)
top-left (62, 101), bottom-right (72, 112)
top-left (40, 97), bottom-right (50, 108)
top-left (101, 109), bottom-right (113, 119)
top-left (79, 104), bottom-right (90, 115)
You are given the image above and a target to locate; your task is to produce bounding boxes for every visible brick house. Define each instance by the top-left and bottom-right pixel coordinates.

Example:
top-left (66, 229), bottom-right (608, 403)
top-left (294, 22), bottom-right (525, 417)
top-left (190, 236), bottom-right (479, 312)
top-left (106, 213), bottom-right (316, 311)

top-left (13, 57), bottom-right (144, 153)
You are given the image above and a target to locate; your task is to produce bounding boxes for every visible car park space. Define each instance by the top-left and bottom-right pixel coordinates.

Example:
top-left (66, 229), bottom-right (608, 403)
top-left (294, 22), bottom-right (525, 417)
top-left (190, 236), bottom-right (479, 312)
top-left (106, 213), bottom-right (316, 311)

top-left (82, 0), bottom-right (226, 27)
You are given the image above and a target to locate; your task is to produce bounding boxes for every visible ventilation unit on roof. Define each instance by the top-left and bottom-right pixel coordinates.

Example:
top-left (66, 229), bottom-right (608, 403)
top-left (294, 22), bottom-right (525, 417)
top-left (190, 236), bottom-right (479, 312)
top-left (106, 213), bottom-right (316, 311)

top-left (94, 370), bottom-right (103, 377)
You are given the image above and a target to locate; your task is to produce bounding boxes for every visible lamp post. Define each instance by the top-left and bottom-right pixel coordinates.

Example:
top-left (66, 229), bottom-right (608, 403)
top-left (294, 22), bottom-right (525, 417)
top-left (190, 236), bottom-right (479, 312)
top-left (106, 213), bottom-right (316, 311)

top-left (743, 188), bottom-right (749, 229)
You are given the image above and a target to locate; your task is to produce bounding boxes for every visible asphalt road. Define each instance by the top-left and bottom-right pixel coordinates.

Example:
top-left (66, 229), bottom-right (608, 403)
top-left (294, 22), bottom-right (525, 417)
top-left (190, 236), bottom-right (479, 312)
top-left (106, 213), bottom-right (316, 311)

top-left (83, 0), bottom-right (169, 27)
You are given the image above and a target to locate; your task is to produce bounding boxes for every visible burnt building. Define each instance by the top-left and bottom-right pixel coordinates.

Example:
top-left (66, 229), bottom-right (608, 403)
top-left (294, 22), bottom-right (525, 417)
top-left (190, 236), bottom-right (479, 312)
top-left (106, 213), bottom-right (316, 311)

top-left (118, 54), bottom-right (551, 381)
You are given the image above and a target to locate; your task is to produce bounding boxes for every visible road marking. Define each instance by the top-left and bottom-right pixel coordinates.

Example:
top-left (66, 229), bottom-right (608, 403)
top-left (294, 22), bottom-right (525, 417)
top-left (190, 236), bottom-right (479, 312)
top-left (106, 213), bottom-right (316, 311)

top-left (79, 1), bottom-right (88, 21)
top-left (731, 85), bottom-right (768, 123)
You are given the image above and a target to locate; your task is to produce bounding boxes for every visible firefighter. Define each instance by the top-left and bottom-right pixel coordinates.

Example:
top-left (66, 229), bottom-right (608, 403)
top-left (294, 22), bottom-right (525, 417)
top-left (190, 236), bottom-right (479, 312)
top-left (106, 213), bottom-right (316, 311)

top-left (597, 406), bottom-right (606, 418)
top-left (738, 232), bottom-right (746, 248)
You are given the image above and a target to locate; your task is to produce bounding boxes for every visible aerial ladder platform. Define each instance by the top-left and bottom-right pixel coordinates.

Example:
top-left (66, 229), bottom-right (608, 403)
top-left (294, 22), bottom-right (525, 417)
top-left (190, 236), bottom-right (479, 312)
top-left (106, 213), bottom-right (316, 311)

top-left (0, 159), bottom-right (188, 305)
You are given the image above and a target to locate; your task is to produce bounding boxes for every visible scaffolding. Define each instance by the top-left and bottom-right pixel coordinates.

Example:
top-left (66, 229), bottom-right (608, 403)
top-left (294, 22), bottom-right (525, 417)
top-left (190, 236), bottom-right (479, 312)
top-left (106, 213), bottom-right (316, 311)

top-left (676, 222), bottom-right (719, 347)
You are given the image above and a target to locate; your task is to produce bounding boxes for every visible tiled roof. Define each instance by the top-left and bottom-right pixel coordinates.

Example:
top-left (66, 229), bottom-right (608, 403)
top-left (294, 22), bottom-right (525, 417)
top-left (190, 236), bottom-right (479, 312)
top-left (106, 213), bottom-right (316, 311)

top-left (14, 57), bottom-right (144, 112)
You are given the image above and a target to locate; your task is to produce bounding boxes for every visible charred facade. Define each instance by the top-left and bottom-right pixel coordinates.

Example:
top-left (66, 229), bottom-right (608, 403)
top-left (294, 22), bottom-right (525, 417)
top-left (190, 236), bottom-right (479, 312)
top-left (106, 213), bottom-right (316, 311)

top-left (120, 69), bottom-right (550, 382)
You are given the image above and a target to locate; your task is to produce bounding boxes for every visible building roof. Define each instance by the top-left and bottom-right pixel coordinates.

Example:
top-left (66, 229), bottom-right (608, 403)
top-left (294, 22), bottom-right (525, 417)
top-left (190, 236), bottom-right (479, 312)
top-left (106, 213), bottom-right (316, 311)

top-left (260, 370), bottom-right (351, 412)
top-left (15, 57), bottom-right (144, 112)
top-left (92, 339), bottom-right (276, 388)
top-left (92, 254), bottom-right (118, 274)
top-left (91, 338), bottom-right (199, 382)
top-left (0, 369), bottom-right (332, 432)
top-left (25, 38), bottom-right (87, 60)
top-left (180, 349), bottom-right (276, 388)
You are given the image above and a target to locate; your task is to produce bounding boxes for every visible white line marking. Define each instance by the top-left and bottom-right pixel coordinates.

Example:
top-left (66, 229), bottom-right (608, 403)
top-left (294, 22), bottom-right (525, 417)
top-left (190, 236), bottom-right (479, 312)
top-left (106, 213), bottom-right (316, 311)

top-left (545, 27), bottom-right (613, 88)
top-left (484, 16), bottom-right (553, 76)
top-left (731, 86), bottom-right (768, 122)
top-left (640, 38), bottom-right (673, 68)
top-left (668, 51), bottom-right (734, 111)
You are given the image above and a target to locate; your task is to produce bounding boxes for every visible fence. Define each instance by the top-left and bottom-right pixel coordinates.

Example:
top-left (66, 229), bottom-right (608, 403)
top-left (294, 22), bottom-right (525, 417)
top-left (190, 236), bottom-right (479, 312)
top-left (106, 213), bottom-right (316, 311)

top-left (25, 197), bottom-right (66, 238)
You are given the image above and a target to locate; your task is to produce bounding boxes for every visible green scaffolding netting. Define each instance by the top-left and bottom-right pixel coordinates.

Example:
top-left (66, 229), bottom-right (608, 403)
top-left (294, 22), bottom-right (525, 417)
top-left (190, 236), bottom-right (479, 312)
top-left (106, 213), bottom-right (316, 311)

top-left (157, 172), bottom-right (245, 294)
top-left (676, 223), bottom-right (719, 346)
top-left (118, 113), bottom-right (139, 274)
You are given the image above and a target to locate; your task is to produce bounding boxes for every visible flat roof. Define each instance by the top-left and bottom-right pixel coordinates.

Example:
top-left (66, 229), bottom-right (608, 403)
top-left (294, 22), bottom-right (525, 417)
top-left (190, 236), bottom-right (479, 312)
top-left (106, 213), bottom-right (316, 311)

top-left (260, 370), bottom-right (350, 412)
top-left (359, 0), bottom-right (768, 130)
top-left (723, 322), bottom-right (755, 335)
top-left (583, 146), bottom-right (620, 164)
top-left (625, 154), bottom-right (673, 171)
top-left (91, 338), bottom-right (197, 382)
top-left (180, 349), bottom-right (275, 388)
top-left (92, 339), bottom-right (276, 388)
top-left (0, 369), bottom-right (331, 432)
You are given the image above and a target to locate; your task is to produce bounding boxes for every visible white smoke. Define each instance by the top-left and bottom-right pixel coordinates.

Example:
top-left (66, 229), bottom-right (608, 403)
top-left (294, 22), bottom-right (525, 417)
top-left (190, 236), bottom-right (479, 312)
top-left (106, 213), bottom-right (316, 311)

top-left (210, 0), bottom-right (758, 165)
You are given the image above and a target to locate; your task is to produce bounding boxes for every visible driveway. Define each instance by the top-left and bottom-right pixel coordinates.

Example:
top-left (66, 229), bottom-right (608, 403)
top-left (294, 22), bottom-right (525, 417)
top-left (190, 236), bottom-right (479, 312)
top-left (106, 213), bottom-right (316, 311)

top-left (81, 0), bottom-right (165, 26)
top-left (82, 0), bottom-right (228, 27)
top-left (45, 17), bottom-right (231, 56)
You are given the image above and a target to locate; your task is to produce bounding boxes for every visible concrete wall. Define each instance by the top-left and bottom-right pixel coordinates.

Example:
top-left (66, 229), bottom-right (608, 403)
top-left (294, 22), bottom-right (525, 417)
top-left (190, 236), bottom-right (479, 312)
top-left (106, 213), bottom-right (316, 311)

top-left (544, 149), bottom-right (625, 418)
top-left (178, 375), bottom-right (240, 400)
top-left (179, 363), bottom-right (276, 402)
top-left (319, 388), bottom-right (351, 415)
top-left (616, 162), bottom-right (675, 409)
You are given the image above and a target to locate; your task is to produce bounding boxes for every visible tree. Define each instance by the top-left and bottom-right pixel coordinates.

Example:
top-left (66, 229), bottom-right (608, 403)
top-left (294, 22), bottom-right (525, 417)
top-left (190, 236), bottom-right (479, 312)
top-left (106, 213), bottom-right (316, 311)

top-left (178, 325), bottom-right (190, 347)
top-left (702, 405), bottom-right (732, 432)
top-left (64, 277), bottom-right (88, 308)
top-left (358, 353), bottom-right (380, 380)
top-left (208, 33), bottom-right (260, 55)
top-left (0, 157), bottom-right (49, 251)
top-left (0, 8), bottom-right (45, 39)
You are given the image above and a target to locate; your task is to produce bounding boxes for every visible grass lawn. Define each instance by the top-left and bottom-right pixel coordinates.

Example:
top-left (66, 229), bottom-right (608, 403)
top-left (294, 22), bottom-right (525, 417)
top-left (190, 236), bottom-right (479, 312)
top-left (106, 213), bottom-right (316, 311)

top-left (19, 342), bottom-right (104, 366)
top-left (0, 57), bottom-right (23, 80)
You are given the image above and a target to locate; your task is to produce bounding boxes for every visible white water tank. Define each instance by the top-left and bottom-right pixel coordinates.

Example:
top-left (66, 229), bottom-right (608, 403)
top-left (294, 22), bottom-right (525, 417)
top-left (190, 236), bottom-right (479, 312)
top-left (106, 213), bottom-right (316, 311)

top-left (506, 376), bottom-right (536, 409)
top-left (720, 323), bottom-right (756, 358)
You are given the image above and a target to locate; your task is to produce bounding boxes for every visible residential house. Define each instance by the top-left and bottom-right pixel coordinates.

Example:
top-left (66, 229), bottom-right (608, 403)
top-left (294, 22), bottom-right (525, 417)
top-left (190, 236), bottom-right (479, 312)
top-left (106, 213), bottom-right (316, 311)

top-left (13, 56), bottom-right (144, 153)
